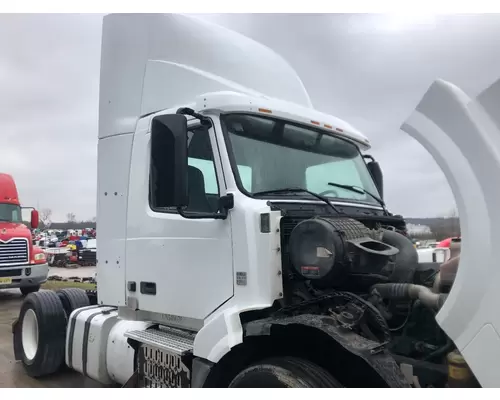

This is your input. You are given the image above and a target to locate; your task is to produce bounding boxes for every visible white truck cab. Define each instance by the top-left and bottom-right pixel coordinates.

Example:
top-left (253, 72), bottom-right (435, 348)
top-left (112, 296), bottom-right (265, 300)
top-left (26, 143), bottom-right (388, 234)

top-left (11, 13), bottom-right (500, 388)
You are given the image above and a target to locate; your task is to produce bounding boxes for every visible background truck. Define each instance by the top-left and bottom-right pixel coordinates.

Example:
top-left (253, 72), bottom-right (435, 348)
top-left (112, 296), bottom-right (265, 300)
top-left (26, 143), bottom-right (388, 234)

top-left (0, 173), bottom-right (48, 295)
top-left (10, 14), bottom-right (496, 388)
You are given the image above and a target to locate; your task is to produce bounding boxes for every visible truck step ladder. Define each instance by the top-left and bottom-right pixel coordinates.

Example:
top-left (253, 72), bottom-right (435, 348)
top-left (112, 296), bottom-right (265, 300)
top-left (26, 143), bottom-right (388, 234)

top-left (125, 325), bottom-right (195, 356)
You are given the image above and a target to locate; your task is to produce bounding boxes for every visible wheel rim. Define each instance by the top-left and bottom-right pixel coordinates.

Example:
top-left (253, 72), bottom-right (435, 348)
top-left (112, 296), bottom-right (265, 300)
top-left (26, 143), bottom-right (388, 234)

top-left (22, 309), bottom-right (39, 361)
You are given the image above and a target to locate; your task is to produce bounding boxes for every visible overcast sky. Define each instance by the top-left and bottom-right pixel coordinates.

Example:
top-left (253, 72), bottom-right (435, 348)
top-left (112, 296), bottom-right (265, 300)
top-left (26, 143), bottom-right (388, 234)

top-left (1, 13), bottom-right (500, 221)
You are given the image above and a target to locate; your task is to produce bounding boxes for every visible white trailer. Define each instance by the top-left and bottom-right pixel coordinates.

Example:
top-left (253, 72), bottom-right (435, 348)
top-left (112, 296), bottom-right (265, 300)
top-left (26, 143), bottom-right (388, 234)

top-left (11, 14), bottom-right (500, 388)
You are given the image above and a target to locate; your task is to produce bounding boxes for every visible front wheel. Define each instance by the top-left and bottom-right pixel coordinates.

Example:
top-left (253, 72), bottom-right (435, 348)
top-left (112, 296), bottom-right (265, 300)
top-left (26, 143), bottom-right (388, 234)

top-left (229, 357), bottom-right (342, 388)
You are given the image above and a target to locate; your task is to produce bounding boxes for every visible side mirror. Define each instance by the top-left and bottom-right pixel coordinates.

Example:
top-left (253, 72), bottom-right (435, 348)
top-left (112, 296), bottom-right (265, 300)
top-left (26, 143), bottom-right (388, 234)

top-left (150, 114), bottom-right (189, 208)
top-left (364, 155), bottom-right (384, 198)
top-left (31, 209), bottom-right (39, 229)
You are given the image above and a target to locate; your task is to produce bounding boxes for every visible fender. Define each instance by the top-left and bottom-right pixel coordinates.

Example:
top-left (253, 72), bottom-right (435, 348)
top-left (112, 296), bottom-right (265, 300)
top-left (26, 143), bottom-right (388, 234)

top-left (244, 314), bottom-right (410, 388)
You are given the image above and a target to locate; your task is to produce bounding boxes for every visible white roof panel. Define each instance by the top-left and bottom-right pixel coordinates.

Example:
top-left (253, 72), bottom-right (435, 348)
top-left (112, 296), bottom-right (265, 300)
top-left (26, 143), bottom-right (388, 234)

top-left (99, 14), bottom-right (370, 149)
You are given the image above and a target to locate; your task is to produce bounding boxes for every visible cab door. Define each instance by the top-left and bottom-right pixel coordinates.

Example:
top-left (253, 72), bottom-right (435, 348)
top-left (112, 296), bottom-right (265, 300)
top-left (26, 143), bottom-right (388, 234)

top-left (125, 114), bottom-right (233, 325)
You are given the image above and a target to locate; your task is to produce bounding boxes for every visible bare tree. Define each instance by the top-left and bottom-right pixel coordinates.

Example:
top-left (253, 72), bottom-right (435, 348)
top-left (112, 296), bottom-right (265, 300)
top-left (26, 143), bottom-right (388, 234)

top-left (39, 208), bottom-right (52, 228)
top-left (66, 212), bottom-right (77, 223)
top-left (448, 208), bottom-right (461, 237)
top-left (91, 216), bottom-right (96, 223)
top-left (428, 208), bottom-right (461, 240)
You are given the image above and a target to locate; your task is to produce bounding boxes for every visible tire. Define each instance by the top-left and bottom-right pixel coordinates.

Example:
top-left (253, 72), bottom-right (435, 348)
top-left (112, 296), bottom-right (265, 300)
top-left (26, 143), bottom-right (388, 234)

top-left (20, 285), bottom-right (41, 296)
top-left (57, 288), bottom-right (90, 317)
top-left (229, 357), bottom-right (343, 388)
top-left (15, 290), bottom-right (67, 377)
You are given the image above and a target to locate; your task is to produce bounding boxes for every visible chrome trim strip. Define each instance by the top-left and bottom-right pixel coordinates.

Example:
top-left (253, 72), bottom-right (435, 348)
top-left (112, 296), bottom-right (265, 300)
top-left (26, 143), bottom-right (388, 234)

top-left (0, 237), bottom-right (30, 266)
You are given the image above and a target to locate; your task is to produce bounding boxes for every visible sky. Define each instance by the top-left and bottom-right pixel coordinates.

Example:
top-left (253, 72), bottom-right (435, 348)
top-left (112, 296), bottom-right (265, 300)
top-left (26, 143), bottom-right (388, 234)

top-left (1, 13), bottom-right (500, 222)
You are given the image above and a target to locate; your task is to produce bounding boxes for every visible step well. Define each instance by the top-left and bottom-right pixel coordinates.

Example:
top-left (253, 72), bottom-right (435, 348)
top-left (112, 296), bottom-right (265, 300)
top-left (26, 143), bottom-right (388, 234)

top-left (125, 326), bottom-right (195, 356)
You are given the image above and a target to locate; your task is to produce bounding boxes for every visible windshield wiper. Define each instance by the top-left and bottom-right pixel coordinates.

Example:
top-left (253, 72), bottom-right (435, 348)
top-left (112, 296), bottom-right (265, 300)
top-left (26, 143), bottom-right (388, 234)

top-left (327, 182), bottom-right (386, 210)
top-left (253, 188), bottom-right (341, 214)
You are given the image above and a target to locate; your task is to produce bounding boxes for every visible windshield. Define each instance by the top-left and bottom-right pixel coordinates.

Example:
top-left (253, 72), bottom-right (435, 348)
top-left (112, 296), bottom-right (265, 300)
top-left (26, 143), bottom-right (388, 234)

top-left (0, 203), bottom-right (22, 223)
top-left (221, 114), bottom-right (381, 206)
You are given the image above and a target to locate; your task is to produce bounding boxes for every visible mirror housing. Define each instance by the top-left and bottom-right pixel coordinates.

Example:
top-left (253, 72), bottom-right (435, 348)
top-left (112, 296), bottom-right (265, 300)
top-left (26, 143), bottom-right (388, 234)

top-left (150, 114), bottom-right (189, 208)
top-left (31, 209), bottom-right (39, 229)
top-left (364, 155), bottom-right (384, 199)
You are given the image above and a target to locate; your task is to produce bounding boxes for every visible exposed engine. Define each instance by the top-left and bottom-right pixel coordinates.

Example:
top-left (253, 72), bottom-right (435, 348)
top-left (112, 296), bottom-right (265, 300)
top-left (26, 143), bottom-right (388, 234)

top-left (289, 217), bottom-right (401, 288)
top-left (276, 214), bottom-right (465, 387)
top-left (282, 216), bottom-right (421, 295)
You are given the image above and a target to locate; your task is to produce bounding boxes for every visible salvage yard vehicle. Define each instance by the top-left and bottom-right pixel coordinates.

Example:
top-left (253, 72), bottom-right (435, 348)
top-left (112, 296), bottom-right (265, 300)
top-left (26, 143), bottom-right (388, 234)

top-left (0, 173), bottom-right (48, 295)
top-left (11, 14), bottom-right (499, 388)
top-left (45, 247), bottom-right (70, 267)
top-left (78, 238), bottom-right (96, 266)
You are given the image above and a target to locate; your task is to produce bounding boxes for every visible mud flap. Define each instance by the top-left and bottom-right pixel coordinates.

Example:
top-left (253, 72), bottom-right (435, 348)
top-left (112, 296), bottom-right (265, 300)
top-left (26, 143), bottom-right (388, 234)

top-left (12, 318), bottom-right (22, 361)
top-left (244, 314), bottom-right (410, 388)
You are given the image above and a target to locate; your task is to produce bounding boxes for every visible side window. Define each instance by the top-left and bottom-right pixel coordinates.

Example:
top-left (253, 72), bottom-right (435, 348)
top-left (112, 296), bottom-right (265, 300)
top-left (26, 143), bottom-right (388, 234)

top-left (189, 158), bottom-right (218, 195)
top-left (150, 124), bottom-right (220, 214)
top-left (186, 126), bottom-right (219, 213)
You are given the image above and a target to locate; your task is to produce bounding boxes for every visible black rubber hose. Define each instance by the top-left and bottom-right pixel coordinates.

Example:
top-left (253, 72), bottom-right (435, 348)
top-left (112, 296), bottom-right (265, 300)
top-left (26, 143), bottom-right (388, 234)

top-left (371, 283), bottom-right (411, 299)
top-left (381, 230), bottom-right (419, 283)
top-left (371, 283), bottom-right (448, 311)
top-left (422, 339), bottom-right (454, 362)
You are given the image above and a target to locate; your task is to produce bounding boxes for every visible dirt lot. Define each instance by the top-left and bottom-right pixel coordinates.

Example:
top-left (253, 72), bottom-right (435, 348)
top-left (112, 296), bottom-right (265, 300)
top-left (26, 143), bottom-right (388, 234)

top-left (0, 289), bottom-right (102, 388)
top-left (49, 265), bottom-right (97, 279)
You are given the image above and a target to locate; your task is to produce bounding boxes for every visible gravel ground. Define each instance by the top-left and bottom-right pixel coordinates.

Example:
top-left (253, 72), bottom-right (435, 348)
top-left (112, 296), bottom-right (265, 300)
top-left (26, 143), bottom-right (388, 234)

top-left (0, 289), bottom-right (102, 387)
top-left (0, 267), bottom-right (100, 387)
top-left (48, 266), bottom-right (96, 279)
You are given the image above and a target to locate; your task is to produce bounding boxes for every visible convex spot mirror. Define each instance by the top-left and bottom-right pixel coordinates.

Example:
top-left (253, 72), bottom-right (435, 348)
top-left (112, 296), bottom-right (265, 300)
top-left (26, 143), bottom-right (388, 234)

top-left (364, 155), bottom-right (384, 199)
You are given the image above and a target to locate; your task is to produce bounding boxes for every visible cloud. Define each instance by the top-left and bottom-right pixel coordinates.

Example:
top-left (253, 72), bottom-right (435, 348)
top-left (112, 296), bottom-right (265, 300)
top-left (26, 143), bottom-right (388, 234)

top-left (0, 14), bottom-right (102, 220)
top-left (199, 13), bottom-right (500, 217)
top-left (1, 13), bottom-right (499, 220)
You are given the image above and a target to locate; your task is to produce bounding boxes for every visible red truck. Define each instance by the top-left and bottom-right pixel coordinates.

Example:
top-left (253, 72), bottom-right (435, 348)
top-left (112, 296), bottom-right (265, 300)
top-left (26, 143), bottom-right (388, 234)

top-left (0, 173), bottom-right (48, 294)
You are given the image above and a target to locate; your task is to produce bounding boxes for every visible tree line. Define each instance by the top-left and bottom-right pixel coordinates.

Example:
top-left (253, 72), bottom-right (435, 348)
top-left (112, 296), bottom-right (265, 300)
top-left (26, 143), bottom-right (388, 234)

top-left (29, 208), bottom-right (460, 240)
top-left (406, 218), bottom-right (460, 241)
top-left (25, 208), bottom-right (96, 230)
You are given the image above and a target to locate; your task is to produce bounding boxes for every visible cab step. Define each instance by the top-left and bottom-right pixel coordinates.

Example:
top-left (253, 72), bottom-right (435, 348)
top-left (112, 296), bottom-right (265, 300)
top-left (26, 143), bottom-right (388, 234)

top-left (125, 326), bottom-right (195, 356)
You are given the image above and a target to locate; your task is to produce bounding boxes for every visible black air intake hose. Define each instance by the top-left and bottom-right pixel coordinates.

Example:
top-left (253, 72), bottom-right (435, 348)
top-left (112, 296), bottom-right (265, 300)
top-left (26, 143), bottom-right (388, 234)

top-left (371, 283), bottom-right (448, 311)
top-left (381, 230), bottom-right (418, 283)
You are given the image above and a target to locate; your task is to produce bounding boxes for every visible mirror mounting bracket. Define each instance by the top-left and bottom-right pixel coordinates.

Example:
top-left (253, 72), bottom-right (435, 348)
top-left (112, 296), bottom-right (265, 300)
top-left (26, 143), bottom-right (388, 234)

top-left (176, 107), bottom-right (212, 127)
top-left (177, 193), bottom-right (234, 221)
